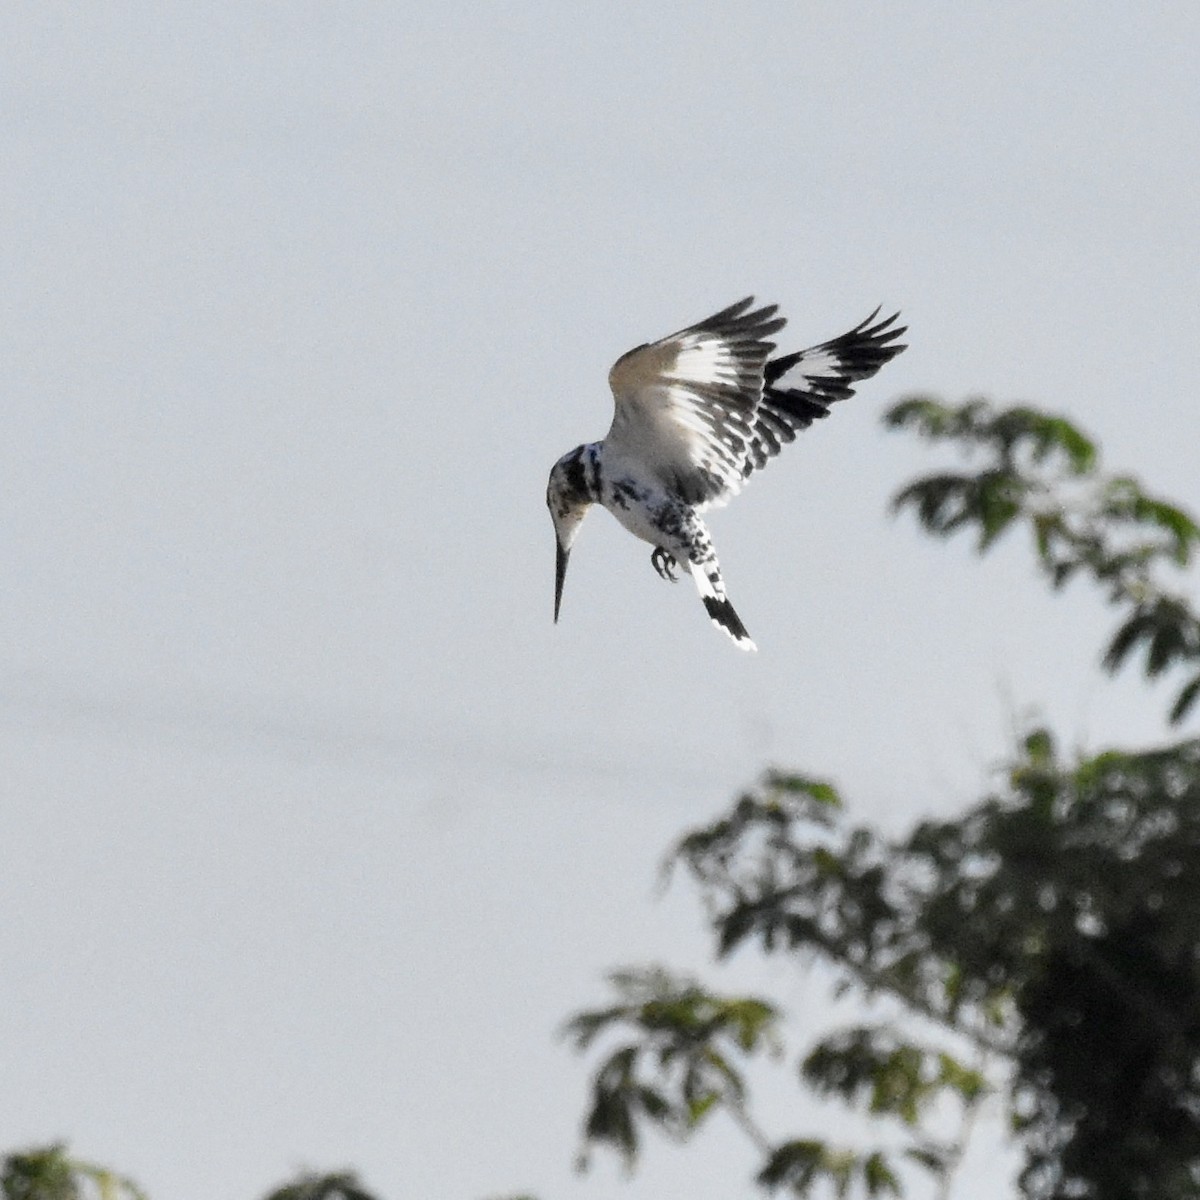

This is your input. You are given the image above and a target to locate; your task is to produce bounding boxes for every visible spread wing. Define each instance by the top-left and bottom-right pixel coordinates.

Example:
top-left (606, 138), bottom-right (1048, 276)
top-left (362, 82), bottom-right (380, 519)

top-left (605, 298), bottom-right (786, 507)
top-left (742, 309), bottom-right (907, 478)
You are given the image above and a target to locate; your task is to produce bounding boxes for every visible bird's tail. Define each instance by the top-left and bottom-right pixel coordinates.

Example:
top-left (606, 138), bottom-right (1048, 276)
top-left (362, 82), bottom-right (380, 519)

top-left (689, 562), bottom-right (756, 652)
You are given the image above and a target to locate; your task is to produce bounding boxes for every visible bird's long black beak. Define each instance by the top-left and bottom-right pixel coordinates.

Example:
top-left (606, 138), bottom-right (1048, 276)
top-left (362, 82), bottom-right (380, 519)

top-left (554, 541), bottom-right (569, 623)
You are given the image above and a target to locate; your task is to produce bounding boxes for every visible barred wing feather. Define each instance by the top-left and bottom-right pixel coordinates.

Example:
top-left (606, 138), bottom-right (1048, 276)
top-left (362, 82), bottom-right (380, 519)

top-left (605, 298), bottom-right (785, 507)
top-left (742, 309), bottom-right (907, 478)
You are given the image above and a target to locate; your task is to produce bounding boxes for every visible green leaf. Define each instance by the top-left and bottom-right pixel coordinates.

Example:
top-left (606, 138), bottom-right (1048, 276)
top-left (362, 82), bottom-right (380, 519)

top-left (826, 1149), bottom-right (857, 1199)
top-left (936, 1052), bottom-right (988, 1102)
top-left (1170, 672), bottom-right (1200, 724)
top-left (1142, 500), bottom-right (1200, 564)
top-left (636, 1085), bottom-right (671, 1121)
top-left (1103, 609), bottom-right (1158, 672)
top-left (1023, 728), bottom-right (1055, 764)
top-left (562, 1004), bottom-right (632, 1049)
top-left (976, 472), bottom-right (1023, 550)
top-left (1, 1145), bottom-right (149, 1200)
top-left (904, 1145), bottom-right (951, 1176)
top-left (882, 395), bottom-right (961, 436)
top-left (757, 1139), bottom-right (827, 1190)
top-left (685, 1090), bottom-right (720, 1127)
top-left (1040, 415), bottom-right (1097, 474)
top-left (766, 772), bottom-right (842, 806)
top-left (891, 474), bottom-right (977, 534)
top-left (1031, 511), bottom-right (1064, 564)
top-left (260, 1173), bottom-right (377, 1200)
top-left (862, 1151), bottom-right (902, 1197)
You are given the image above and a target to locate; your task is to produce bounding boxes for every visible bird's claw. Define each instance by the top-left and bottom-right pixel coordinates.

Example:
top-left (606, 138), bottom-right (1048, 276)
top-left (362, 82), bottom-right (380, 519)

top-left (651, 547), bottom-right (680, 582)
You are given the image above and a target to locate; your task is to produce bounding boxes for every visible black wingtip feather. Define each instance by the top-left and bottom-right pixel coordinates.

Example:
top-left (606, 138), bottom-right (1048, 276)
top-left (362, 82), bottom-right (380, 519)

top-left (764, 309), bottom-right (907, 387)
top-left (740, 307), bottom-right (907, 481)
top-left (693, 297), bottom-right (787, 342)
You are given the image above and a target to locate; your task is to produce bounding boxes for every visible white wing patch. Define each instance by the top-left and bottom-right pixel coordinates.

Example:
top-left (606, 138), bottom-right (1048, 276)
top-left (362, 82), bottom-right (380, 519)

top-left (771, 346), bottom-right (842, 388)
top-left (742, 309), bottom-right (908, 479)
top-left (671, 334), bottom-right (744, 389)
top-left (605, 298), bottom-right (785, 508)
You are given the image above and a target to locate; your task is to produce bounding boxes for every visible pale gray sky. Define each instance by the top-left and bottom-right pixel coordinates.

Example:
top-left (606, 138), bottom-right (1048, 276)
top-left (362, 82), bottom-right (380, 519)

top-left (3, 3), bottom-right (1198, 1198)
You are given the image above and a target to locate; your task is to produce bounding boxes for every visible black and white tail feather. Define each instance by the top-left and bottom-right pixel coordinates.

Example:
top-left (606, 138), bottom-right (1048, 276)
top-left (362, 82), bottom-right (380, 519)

top-left (547, 298), bottom-right (906, 649)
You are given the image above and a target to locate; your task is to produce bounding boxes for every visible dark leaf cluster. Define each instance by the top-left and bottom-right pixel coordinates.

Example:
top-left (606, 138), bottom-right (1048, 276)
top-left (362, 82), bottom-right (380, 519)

top-left (757, 1141), bottom-right (900, 1198)
top-left (670, 730), bottom-right (1200, 1199)
top-left (261, 1171), bottom-right (378, 1200)
top-left (562, 967), bottom-right (780, 1168)
top-left (887, 397), bottom-right (1200, 722)
top-left (563, 960), bottom-right (958, 1196)
top-left (0, 1150), bottom-right (388, 1200)
top-left (1, 1145), bottom-right (147, 1200)
top-left (566, 779), bottom-right (997, 1196)
top-left (802, 1026), bottom-right (987, 1126)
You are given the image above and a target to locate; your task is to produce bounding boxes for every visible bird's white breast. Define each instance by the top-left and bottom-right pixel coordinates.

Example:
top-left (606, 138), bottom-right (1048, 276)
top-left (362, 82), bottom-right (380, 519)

top-left (597, 446), bottom-right (690, 548)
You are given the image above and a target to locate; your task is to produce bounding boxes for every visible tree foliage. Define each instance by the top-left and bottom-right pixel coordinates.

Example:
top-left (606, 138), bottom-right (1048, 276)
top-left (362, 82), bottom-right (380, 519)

top-left (566, 400), bottom-right (1200, 1199)
top-left (562, 966), bottom-right (782, 1166)
top-left (0, 1152), bottom-right (384, 1200)
top-left (1, 1145), bottom-right (146, 1200)
top-left (886, 396), bottom-right (1200, 722)
top-left (260, 1171), bottom-right (380, 1200)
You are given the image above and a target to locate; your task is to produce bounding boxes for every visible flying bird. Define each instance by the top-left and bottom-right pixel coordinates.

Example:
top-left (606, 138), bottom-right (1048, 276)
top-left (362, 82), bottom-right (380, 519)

top-left (546, 298), bottom-right (906, 650)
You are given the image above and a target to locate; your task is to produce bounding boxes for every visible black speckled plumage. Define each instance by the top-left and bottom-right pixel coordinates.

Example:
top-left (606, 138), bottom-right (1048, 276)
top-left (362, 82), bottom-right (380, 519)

top-left (547, 298), bottom-right (907, 650)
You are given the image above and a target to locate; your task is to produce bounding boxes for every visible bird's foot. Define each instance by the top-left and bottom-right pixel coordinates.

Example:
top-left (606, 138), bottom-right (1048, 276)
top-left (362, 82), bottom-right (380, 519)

top-left (651, 547), bottom-right (680, 582)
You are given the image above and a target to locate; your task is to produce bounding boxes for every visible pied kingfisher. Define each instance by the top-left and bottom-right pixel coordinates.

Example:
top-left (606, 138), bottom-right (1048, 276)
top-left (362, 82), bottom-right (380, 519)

top-left (547, 297), bottom-right (906, 650)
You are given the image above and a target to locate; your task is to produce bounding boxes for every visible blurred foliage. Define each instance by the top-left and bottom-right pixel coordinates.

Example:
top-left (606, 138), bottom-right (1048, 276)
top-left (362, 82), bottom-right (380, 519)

top-left (562, 965), bottom-right (783, 1166)
top-left (570, 735), bottom-right (1200, 1197)
top-left (566, 401), bottom-right (1200, 1198)
top-left (886, 396), bottom-right (1200, 723)
top-left (0, 1151), bottom-right (390, 1200)
top-left (260, 1170), bottom-right (379, 1200)
top-left (569, 773), bottom-right (1000, 1198)
top-left (1, 1145), bottom-right (146, 1200)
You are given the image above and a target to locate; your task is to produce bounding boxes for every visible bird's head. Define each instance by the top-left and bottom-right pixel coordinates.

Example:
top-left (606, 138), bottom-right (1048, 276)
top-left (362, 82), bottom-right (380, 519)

top-left (546, 444), bottom-right (596, 623)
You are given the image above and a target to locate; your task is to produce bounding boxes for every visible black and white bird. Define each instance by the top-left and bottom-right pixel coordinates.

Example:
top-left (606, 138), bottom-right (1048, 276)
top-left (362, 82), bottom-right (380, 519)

top-left (546, 298), bottom-right (906, 650)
